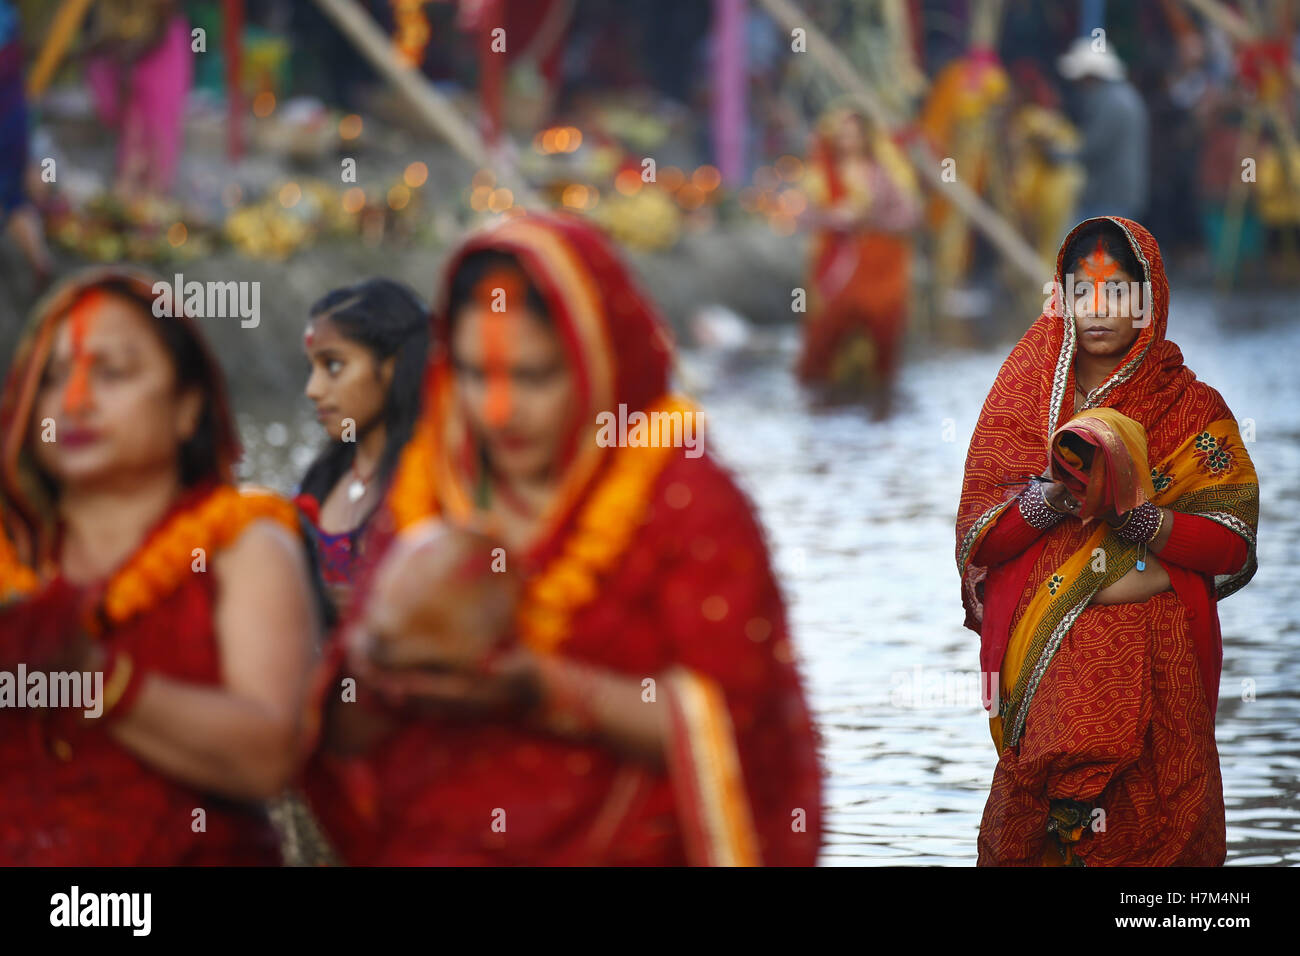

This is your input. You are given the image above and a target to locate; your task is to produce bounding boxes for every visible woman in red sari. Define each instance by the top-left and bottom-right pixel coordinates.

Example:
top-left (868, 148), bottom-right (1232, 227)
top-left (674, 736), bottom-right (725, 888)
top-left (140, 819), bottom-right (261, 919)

top-left (956, 217), bottom-right (1259, 866)
top-left (306, 212), bottom-right (822, 865)
top-left (0, 267), bottom-right (319, 865)
top-left (797, 107), bottom-right (921, 412)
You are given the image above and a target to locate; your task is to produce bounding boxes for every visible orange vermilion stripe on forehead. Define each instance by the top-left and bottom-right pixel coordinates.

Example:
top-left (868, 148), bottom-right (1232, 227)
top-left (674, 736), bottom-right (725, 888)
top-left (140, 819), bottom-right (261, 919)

top-left (488, 219), bottom-right (615, 415)
top-left (474, 267), bottom-right (529, 427)
top-left (1079, 237), bottom-right (1119, 316)
top-left (62, 289), bottom-right (107, 414)
top-left (443, 219), bottom-right (618, 552)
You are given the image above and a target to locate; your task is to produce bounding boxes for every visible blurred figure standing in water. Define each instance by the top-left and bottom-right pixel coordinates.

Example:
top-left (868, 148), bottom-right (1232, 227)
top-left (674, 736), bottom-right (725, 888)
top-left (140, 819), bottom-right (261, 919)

top-left (797, 106), bottom-right (921, 416)
top-left (1005, 59), bottom-right (1084, 266)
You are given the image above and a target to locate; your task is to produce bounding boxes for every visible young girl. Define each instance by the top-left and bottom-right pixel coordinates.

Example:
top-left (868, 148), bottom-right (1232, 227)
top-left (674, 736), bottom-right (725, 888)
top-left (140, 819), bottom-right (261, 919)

top-left (0, 267), bottom-right (319, 865)
top-left (295, 278), bottom-right (429, 612)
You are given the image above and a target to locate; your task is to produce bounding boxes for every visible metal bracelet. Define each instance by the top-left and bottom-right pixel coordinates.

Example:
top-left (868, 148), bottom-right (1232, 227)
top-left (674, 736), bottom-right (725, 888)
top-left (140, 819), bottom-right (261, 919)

top-left (1114, 501), bottom-right (1161, 544)
top-left (1019, 482), bottom-right (1066, 530)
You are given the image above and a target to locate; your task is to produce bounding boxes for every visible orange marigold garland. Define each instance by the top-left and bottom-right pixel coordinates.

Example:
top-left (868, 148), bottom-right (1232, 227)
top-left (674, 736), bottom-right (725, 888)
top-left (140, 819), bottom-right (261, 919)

top-left (0, 486), bottom-right (299, 625)
top-left (519, 399), bottom-right (697, 653)
top-left (0, 526), bottom-right (39, 603)
top-left (387, 417), bottom-right (442, 532)
top-left (100, 486), bottom-right (299, 626)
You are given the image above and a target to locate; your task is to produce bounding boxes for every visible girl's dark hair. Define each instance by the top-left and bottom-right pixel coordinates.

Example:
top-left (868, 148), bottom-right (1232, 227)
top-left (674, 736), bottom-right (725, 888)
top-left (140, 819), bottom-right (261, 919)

top-left (1062, 219), bottom-right (1145, 282)
top-left (443, 250), bottom-right (551, 336)
top-left (96, 279), bottom-right (231, 488)
top-left (298, 278), bottom-right (430, 505)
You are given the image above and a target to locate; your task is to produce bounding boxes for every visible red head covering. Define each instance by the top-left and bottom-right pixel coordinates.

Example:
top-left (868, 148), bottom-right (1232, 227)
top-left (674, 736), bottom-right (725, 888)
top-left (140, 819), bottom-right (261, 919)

top-left (0, 266), bottom-right (241, 571)
top-left (433, 211), bottom-right (673, 416)
top-left (955, 215), bottom-right (1263, 617)
top-left (404, 211), bottom-right (676, 560)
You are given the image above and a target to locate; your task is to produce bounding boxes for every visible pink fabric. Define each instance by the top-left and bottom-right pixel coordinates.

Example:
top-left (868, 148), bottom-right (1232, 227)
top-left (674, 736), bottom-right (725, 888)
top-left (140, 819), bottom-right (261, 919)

top-left (86, 16), bottom-right (192, 193)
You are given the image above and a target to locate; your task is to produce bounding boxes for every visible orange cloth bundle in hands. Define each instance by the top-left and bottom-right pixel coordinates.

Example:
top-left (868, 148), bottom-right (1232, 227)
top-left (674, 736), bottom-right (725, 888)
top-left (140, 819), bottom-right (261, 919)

top-left (1049, 408), bottom-right (1156, 522)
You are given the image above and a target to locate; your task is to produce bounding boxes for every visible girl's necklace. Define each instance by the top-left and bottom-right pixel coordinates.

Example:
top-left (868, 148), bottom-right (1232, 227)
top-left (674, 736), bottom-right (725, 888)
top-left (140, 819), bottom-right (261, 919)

top-left (347, 458), bottom-right (376, 503)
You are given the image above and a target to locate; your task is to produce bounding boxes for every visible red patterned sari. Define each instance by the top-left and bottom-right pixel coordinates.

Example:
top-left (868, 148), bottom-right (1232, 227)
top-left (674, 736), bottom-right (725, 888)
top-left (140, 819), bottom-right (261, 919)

top-left (956, 218), bottom-right (1259, 866)
top-left (0, 269), bottom-right (299, 865)
top-left (305, 213), bottom-right (823, 865)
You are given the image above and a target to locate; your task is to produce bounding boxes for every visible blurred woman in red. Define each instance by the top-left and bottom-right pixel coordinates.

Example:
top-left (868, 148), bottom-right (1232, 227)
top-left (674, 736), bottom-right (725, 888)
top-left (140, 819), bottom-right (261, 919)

top-left (307, 213), bottom-right (822, 865)
top-left (0, 268), bottom-right (319, 864)
top-left (798, 106), bottom-right (921, 413)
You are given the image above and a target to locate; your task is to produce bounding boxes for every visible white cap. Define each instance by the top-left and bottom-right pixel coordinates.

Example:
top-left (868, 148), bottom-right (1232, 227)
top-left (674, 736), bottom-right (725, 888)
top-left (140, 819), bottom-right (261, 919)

top-left (1057, 36), bottom-right (1126, 81)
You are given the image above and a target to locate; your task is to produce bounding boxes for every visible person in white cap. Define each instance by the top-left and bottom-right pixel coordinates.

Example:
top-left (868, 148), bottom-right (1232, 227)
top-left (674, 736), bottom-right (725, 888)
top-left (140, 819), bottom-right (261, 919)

top-left (1057, 36), bottom-right (1150, 223)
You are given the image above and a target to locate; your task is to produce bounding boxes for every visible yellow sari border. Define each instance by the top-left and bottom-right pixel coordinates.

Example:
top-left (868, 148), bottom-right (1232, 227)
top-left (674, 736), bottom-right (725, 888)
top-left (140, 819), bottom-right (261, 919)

top-left (664, 668), bottom-right (762, 867)
top-left (995, 417), bottom-right (1258, 751)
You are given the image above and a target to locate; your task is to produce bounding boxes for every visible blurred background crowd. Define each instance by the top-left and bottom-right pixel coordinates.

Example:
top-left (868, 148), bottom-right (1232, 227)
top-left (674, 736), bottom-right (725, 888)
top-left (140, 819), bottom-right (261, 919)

top-left (1, 0), bottom-right (1296, 342)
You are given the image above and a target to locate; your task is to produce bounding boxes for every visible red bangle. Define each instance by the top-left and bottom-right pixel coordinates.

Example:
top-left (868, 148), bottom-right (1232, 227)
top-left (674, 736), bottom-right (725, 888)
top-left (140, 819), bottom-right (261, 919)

top-left (98, 648), bottom-right (147, 724)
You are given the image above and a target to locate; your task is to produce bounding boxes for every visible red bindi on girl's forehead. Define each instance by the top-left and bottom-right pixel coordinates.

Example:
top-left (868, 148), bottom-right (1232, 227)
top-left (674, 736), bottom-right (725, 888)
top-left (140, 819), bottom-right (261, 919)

top-left (303, 325), bottom-right (315, 349)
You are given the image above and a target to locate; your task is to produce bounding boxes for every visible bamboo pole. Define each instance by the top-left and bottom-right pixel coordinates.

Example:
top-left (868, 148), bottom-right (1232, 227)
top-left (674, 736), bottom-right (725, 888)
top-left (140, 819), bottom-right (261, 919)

top-left (310, 0), bottom-right (539, 207)
top-left (753, 0), bottom-right (1052, 285)
top-left (883, 0), bottom-right (928, 96)
top-left (25, 0), bottom-right (95, 98)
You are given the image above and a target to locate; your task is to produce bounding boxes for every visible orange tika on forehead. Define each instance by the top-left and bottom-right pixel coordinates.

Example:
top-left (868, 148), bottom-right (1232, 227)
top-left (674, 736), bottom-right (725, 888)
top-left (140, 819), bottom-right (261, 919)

top-left (61, 289), bottom-right (107, 414)
top-left (473, 267), bottom-right (530, 427)
top-left (1079, 237), bottom-right (1120, 316)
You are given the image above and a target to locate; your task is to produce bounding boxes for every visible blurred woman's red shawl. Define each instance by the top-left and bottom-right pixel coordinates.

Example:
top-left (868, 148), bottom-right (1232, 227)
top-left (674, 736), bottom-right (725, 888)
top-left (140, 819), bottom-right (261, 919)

top-left (305, 213), bottom-right (823, 865)
top-left (0, 268), bottom-right (281, 864)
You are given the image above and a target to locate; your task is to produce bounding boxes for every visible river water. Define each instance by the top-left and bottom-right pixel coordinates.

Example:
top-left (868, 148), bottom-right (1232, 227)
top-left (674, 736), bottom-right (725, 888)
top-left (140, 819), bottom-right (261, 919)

top-left (239, 291), bottom-right (1299, 867)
